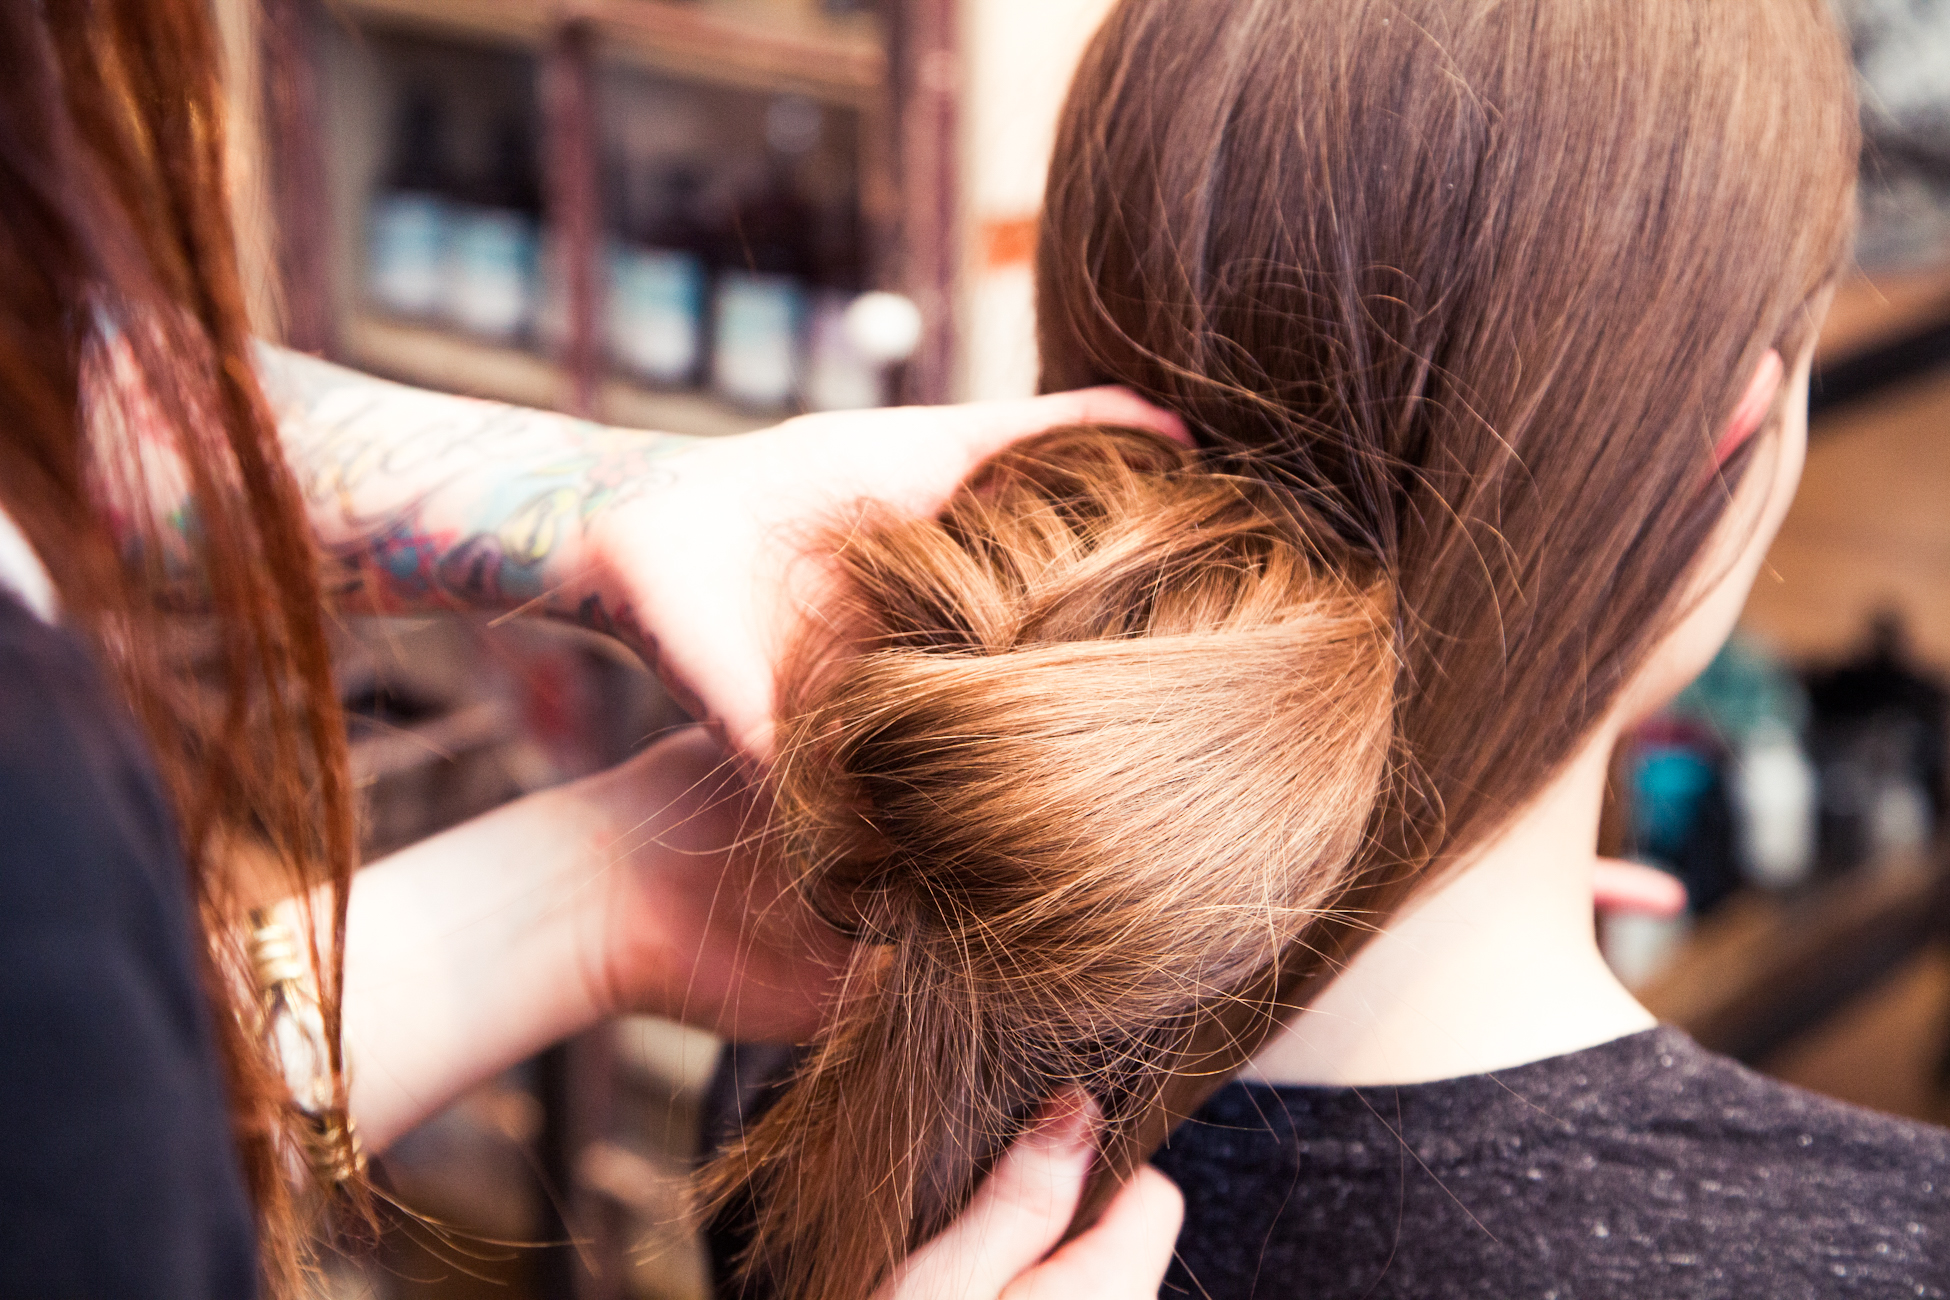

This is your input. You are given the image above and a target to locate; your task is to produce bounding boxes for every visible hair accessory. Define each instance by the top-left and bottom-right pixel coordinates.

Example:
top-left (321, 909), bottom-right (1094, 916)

top-left (248, 908), bottom-right (366, 1186)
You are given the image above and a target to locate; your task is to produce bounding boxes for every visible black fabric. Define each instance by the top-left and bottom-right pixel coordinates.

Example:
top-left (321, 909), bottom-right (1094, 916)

top-left (699, 1041), bottom-right (803, 1299)
top-left (1155, 1026), bottom-right (1950, 1299)
top-left (0, 594), bottom-right (258, 1299)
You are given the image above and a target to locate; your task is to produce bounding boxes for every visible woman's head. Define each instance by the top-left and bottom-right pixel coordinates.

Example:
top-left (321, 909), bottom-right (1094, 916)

top-left (710, 1), bottom-right (1857, 1295)
top-left (1039, 0), bottom-right (1856, 867)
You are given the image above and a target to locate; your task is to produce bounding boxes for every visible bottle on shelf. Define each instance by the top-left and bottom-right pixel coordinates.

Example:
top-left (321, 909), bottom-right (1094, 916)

top-left (710, 96), bottom-right (821, 411)
top-left (802, 196), bottom-right (881, 412)
top-left (1732, 721), bottom-right (1817, 890)
top-left (441, 117), bottom-right (543, 344)
top-left (366, 89), bottom-right (454, 320)
top-left (799, 192), bottom-right (924, 412)
top-left (607, 164), bottom-right (710, 388)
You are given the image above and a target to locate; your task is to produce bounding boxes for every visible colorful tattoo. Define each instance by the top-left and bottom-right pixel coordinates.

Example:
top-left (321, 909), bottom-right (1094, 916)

top-left (256, 345), bottom-right (693, 635)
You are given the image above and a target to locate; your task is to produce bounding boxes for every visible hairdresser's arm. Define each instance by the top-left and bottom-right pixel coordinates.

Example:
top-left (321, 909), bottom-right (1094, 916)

top-left (330, 726), bottom-right (1183, 1298)
top-left (255, 345), bottom-right (1185, 757)
top-left (255, 344), bottom-right (689, 640)
top-left (330, 726), bottom-right (834, 1148)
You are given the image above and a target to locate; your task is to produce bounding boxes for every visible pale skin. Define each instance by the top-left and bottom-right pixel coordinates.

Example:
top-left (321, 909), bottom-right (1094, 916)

top-left (1252, 342), bottom-right (1807, 1088)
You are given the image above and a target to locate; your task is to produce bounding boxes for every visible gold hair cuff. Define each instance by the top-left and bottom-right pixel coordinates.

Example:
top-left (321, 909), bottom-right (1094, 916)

top-left (247, 908), bottom-right (366, 1186)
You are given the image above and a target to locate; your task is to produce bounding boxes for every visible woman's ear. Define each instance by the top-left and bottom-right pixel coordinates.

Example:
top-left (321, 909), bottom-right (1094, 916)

top-left (1712, 349), bottom-right (1786, 467)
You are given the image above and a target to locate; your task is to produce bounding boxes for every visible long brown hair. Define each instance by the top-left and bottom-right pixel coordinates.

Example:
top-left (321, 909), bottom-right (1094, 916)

top-left (0, 0), bottom-right (357, 1290)
top-left (1036, 0), bottom-right (1858, 1180)
top-left (706, 1), bottom-right (1860, 1297)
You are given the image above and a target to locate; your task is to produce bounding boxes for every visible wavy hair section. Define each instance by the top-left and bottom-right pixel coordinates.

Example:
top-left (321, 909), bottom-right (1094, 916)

top-left (702, 427), bottom-right (1396, 1300)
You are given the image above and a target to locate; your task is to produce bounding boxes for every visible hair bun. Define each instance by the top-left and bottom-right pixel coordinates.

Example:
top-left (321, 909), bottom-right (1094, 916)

top-left (708, 425), bottom-right (1397, 1300)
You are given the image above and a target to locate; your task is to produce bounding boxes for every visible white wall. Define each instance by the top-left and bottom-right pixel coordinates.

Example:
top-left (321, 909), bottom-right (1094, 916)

top-left (957, 0), bottom-right (1118, 399)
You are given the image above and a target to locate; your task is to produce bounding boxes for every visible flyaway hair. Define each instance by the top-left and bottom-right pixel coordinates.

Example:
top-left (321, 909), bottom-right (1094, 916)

top-left (705, 427), bottom-right (1395, 1299)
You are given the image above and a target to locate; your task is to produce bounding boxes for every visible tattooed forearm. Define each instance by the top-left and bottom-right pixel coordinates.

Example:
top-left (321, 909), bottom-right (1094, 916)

top-left (256, 345), bottom-right (693, 633)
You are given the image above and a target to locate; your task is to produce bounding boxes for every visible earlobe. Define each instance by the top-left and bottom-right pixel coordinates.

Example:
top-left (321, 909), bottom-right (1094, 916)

top-left (1712, 349), bottom-right (1786, 468)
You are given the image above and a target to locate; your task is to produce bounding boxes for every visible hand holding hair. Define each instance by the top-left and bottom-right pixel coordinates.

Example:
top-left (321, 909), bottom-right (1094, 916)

top-left (331, 726), bottom-right (843, 1147)
top-left (883, 1093), bottom-right (1185, 1300)
top-left (580, 388), bottom-right (1188, 761)
top-left (703, 426), bottom-right (1395, 1298)
top-left (257, 344), bottom-right (1183, 767)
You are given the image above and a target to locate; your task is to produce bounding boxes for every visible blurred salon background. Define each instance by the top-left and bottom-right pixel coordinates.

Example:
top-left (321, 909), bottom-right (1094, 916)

top-left (213, 0), bottom-right (1950, 1295)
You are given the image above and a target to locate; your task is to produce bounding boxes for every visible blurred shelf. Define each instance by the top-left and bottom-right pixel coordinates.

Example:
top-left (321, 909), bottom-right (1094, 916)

top-left (602, 372), bottom-right (774, 437)
top-left (1819, 262), bottom-right (1950, 367)
top-left (1639, 847), bottom-right (1945, 1064)
top-left (1809, 263), bottom-right (1950, 417)
top-left (329, 0), bottom-right (553, 47)
top-left (341, 311), bottom-right (774, 435)
top-left (615, 1016), bottom-right (721, 1099)
top-left (1760, 944), bottom-right (1950, 1127)
top-left (335, 0), bottom-right (886, 105)
top-left (585, 0), bottom-right (883, 106)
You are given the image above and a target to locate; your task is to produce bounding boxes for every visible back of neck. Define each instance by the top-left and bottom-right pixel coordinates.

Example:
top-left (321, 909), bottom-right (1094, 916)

top-left (1250, 730), bottom-right (1655, 1087)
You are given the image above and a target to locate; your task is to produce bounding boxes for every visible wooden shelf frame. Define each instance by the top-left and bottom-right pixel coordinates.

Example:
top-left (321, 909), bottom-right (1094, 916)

top-left (341, 311), bottom-right (774, 435)
top-left (284, 0), bottom-right (952, 432)
top-left (1810, 264), bottom-right (1950, 419)
top-left (583, 0), bottom-right (884, 107)
top-left (332, 0), bottom-right (886, 106)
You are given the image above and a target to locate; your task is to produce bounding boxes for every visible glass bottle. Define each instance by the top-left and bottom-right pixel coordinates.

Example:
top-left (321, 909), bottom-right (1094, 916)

top-left (367, 89), bottom-right (454, 319)
top-left (442, 117), bottom-right (543, 343)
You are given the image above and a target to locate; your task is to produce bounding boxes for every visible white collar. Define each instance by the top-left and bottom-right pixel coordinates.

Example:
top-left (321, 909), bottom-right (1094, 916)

top-left (0, 505), bottom-right (58, 623)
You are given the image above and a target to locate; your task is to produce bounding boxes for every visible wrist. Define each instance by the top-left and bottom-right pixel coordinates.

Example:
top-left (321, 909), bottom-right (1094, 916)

top-left (566, 748), bottom-right (696, 1021)
top-left (544, 428), bottom-right (705, 652)
top-left (340, 783), bottom-right (619, 1146)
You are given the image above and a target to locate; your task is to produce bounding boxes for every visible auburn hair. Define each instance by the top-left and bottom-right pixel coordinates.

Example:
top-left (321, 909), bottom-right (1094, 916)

top-left (704, 1), bottom-right (1860, 1297)
top-left (0, 1), bottom-right (358, 1292)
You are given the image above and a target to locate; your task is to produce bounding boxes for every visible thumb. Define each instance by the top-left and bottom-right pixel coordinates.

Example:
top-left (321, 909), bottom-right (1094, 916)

top-left (884, 1091), bottom-right (1096, 1300)
top-left (936, 387), bottom-right (1192, 469)
top-left (1002, 1165), bottom-right (1185, 1300)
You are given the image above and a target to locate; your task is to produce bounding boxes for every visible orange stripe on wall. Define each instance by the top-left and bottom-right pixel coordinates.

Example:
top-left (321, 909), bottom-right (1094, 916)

top-left (981, 214), bottom-right (1039, 270)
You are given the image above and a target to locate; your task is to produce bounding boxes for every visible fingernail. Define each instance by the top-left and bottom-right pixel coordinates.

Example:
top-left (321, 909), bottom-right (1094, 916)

top-left (1027, 1088), bottom-right (1099, 1154)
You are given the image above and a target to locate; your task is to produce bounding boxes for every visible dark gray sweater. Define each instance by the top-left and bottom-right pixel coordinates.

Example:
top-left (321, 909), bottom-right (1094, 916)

top-left (1153, 1027), bottom-right (1949, 1298)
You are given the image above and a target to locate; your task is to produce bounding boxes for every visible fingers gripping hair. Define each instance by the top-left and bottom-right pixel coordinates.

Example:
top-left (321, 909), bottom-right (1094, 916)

top-left (701, 427), bottom-right (1397, 1300)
